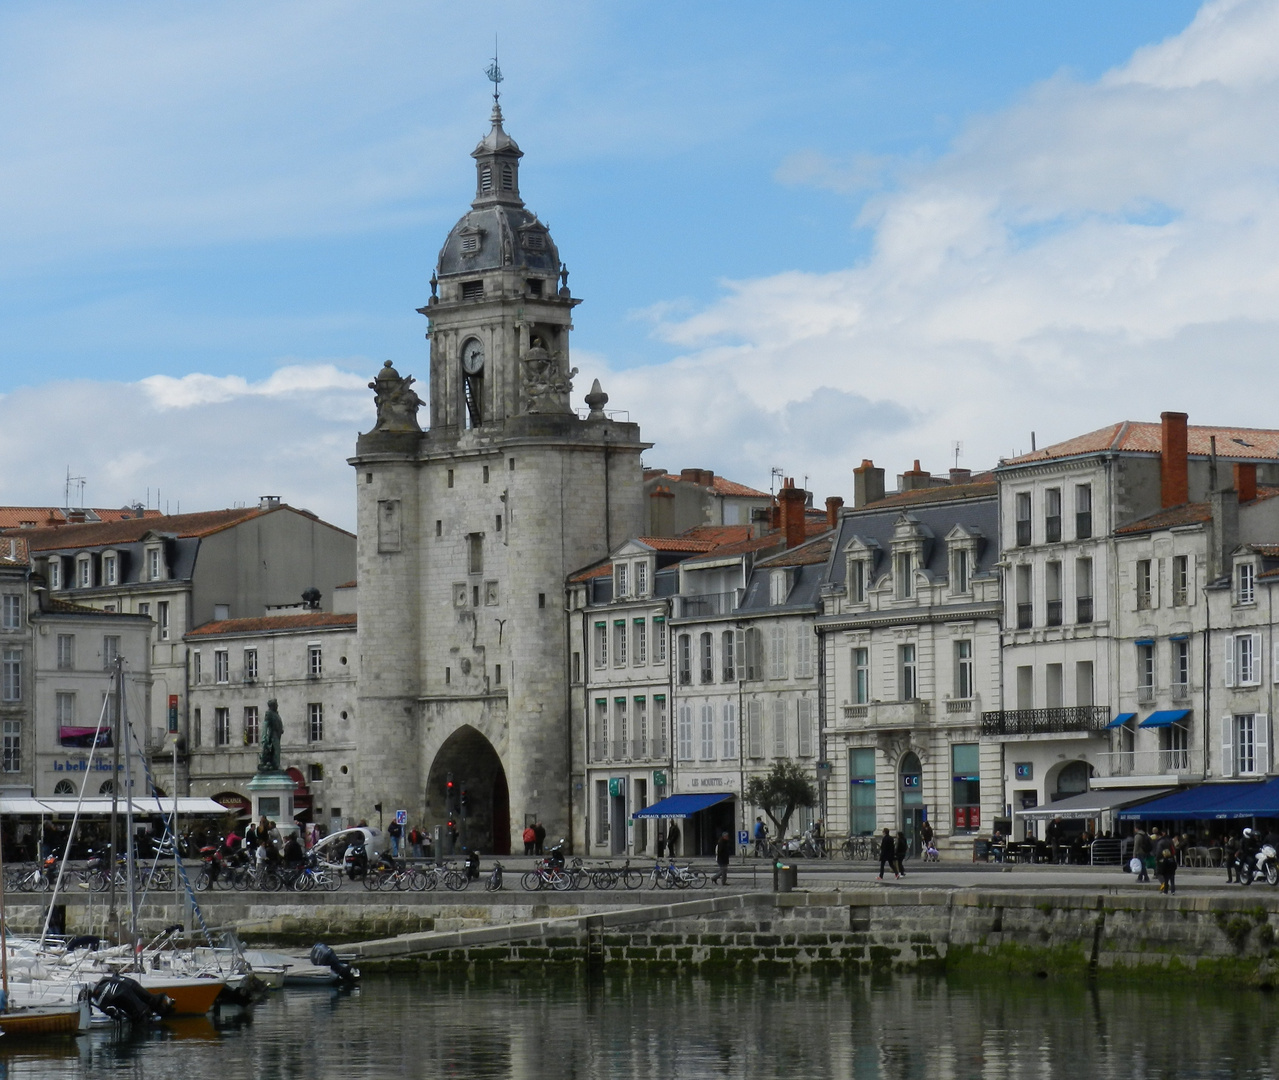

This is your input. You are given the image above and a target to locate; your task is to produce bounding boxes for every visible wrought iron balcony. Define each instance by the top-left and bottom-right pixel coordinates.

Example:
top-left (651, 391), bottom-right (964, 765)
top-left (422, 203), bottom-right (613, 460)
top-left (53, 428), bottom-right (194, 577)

top-left (980, 705), bottom-right (1111, 736)
top-left (674, 591), bottom-right (739, 619)
top-left (1096, 749), bottom-right (1198, 780)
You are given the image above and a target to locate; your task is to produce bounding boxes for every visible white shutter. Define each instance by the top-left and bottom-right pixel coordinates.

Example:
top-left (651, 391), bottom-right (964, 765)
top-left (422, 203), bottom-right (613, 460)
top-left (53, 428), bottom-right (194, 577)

top-left (1222, 715), bottom-right (1235, 778)
top-left (772, 699), bottom-right (788, 757)
top-left (797, 699), bottom-right (814, 757)
top-left (1257, 714), bottom-right (1270, 775)
top-left (1225, 636), bottom-right (1235, 688)
top-left (747, 700), bottom-right (762, 758)
top-left (1252, 633), bottom-right (1264, 686)
top-left (1273, 641), bottom-right (1279, 684)
top-left (1150, 559), bottom-right (1160, 608)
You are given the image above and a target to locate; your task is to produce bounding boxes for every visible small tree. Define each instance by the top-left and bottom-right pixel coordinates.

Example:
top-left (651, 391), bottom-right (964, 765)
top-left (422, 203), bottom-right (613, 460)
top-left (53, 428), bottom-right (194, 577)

top-left (744, 760), bottom-right (817, 842)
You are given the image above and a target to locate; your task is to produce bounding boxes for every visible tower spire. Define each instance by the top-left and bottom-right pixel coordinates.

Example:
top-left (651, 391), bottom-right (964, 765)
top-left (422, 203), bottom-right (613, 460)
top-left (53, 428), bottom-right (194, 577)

top-left (485, 42), bottom-right (503, 111)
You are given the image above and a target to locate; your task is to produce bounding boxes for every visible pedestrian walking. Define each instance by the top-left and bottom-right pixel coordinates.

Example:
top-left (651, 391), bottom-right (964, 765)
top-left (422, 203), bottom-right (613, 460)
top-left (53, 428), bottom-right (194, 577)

top-left (533, 821), bottom-right (546, 856)
top-left (920, 819), bottom-right (934, 852)
top-left (713, 831), bottom-right (732, 885)
top-left (522, 824), bottom-right (536, 856)
top-left (753, 816), bottom-right (769, 857)
top-left (666, 822), bottom-right (681, 857)
top-left (388, 819), bottom-right (402, 858)
top-left (894, 831), bottom-right (909, 877)
top-left (1153, 829), bottom-right (1177, 894)
top-left (878, 828), bottom-right (897, 880)
top-left (1132, 827), bottom-right (1152, 883)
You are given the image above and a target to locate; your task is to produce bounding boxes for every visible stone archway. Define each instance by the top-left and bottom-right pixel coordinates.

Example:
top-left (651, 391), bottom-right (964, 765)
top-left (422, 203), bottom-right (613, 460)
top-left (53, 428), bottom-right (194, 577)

top-left (425, 725), bottom-right (511, 855)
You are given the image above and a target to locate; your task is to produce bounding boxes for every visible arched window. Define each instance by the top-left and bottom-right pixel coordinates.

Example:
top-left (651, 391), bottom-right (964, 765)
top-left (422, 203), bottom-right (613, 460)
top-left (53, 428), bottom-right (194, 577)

top-left (479, 164), bottom-right (492, 193)
top-left (501, 163), bottom-right (514, 191)
top-left (1054, 760), bottom-right (1092, 799)
top-left (98, 780), bottom-right (114, 795)
top-left (54, 779), bottom-right (74, 795)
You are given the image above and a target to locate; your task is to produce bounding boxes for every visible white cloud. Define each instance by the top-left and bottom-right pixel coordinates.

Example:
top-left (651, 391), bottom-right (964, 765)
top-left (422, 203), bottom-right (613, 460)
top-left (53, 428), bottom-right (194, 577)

top-left (605, 0), bottom-right (1279, 500)
top-left (0, 365), bottom-right (372, 530)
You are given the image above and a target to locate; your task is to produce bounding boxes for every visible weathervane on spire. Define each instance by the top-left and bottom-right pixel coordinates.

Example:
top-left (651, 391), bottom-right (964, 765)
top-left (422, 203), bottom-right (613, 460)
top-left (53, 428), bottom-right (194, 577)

top-left (485, 38), bottom-right (503, 105)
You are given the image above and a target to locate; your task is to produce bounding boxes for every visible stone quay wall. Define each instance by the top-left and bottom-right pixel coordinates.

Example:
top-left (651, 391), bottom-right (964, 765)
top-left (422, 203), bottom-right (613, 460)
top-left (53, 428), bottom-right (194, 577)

top-left (14, 887), bottom-right (1279, 985)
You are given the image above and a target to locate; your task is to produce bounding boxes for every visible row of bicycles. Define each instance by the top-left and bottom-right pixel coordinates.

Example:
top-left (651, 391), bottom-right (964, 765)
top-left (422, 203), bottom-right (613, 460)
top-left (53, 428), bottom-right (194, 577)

top-left (518, 858), bottom-right (708, 891)
top-left (3, 856), bottom-right (178, 894)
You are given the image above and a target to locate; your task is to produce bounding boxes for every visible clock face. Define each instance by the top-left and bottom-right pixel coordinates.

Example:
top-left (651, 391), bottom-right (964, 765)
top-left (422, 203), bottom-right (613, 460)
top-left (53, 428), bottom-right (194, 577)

top-left (461, 340), bottom-right (485, 375)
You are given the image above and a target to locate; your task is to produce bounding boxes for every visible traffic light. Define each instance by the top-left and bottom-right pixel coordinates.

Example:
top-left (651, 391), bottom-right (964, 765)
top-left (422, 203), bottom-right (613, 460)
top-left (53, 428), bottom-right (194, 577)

top-left (445, 774), bottom-right (455, 811)
top-left (460, 789), bottom-right (469, 815)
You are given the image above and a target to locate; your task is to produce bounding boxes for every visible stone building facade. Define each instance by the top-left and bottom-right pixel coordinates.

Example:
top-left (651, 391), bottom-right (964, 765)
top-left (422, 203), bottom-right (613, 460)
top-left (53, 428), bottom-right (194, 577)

top-left (350, 98), bottom-right (646, 854)
top-left (183, 612), bottom-right (358, 830)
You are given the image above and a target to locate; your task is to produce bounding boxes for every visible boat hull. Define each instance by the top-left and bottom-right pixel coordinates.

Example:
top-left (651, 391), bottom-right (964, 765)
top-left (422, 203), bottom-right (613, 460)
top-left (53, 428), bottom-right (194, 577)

top-left (135, 977), bottom-right (226, 1016)
top-left (0, 1003), bottom-right (89, 1037)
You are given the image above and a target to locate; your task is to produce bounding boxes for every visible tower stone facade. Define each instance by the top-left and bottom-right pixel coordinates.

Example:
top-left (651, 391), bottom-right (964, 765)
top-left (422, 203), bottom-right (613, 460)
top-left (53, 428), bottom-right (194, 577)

top-left (350, 99), bottom-right (646, 852)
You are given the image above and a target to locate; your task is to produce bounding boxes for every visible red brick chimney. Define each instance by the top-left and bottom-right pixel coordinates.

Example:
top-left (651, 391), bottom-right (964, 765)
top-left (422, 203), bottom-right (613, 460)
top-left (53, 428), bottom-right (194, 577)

top-left (778, 478), bottom-right (807, 549)
top-left (899, 459), bottom-right (931, 494)
top-left (1161, 411), bottom-right (1189, 508)
top-left (1234, 462), bottom-right (1258, 503)
top-left (825, 496), bottom-right (844, 529)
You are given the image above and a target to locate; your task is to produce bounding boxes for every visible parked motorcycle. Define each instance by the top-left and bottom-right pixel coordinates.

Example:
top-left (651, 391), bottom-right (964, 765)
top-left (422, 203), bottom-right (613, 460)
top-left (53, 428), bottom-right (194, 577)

top-left (1238, 844), bottom-right (1279, 886)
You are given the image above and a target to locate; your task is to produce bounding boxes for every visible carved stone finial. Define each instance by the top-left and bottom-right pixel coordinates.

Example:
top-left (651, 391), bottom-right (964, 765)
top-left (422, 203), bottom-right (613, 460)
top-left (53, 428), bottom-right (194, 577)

top-left (429, 271), bottom-right (439, 304)
top-left (585, 378), bottom-right (608, 420)
top-left (369, 360), bottom-right (423, 432)
top-left (559, 263), bottom-right (570, 298)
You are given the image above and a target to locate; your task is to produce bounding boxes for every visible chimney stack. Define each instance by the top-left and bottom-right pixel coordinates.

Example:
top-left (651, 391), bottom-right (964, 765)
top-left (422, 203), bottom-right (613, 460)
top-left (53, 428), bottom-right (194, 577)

top-left (778, 478), bottom-right (807, 549)
top-left (825, 496), bottom-right (844, 529)
top-left (648, 484), bottom-right (675, 537)
top-left (1234, 462), bottom-right (1258, 504)
top-left (1160, 411), bottom-right (1189, 508)
top-left (899, 460), bottom-right (931, 494)
top-left (949, 468), bottom-right (972, 485)
top-left (853, 460), bottom-right (885, 508)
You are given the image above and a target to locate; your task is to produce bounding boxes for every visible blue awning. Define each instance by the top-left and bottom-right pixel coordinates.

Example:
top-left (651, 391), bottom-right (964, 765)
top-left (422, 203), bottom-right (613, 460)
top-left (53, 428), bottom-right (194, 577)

top-left (1139, 709), bottom-right (1190, 728)
top-left (632, 793), bottom-right (734, 819)
top-left (1106, 712), bottom-right (1137, 729)
top-left (1118, 778), bottom-right (1279, 821)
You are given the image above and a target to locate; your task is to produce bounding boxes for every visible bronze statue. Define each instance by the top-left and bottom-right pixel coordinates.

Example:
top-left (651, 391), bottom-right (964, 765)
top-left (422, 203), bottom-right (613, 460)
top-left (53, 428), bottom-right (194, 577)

top-left (258, 698), bottom-right (284, 774)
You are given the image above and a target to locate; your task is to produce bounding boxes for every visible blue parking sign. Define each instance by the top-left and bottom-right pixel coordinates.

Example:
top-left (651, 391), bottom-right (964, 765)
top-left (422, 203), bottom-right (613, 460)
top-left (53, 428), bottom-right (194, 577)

top-left (737, 830), bottom-right (749, 847)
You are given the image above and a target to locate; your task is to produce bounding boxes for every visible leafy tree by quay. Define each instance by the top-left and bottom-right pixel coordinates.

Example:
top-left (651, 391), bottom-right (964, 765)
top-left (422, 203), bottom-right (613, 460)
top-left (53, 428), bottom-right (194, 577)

top-left (744, 760), bottom-right (817, 841)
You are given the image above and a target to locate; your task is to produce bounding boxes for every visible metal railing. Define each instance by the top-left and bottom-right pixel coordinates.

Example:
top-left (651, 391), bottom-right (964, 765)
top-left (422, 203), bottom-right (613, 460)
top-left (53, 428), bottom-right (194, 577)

top-left (946, 699), bottom-right (973, 714)
top-left (1096, 748), bottom-right (1195, 778)
top-left (1017, 603), bottom-right (1033, 629)
top-left (1046, 599), bottom-right (1062, 626)
top-left (1170, 682), bottom-right (1189, 701)
top-left (980, 705), bottom-right (1111, 736)
top-left (675, 591), bottom-right (739, 618)
top-left (1137, 685), bottom-right (1155, 704)
top-left (1076, 597), bottom-right (1093, 623)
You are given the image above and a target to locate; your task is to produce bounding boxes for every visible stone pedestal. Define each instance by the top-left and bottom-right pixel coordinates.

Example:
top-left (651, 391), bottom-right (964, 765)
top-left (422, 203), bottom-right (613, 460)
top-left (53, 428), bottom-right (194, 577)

top-left (247, 771), bottom-right (298, 837)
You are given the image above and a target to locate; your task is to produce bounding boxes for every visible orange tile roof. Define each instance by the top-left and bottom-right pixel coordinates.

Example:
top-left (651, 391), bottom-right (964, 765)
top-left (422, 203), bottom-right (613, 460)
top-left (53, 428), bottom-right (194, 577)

top-left (0, 537), bottom-right (30, 567)
top-left (43, 597), bottom-right (143, 618)
top-left (1004, 422), bottom-right (1279, 466)
top-left (658, 473), bottom-right (771, 499)
top-left (6, 507), bottom-right (269, 552)
top-left (186, 612), bottom-right (357, 638)
top-left (757, 534), bottom-right (835, 568)
top-left (569, 563), bottom-right (616, 583)
top-left (335, 580), bottom-right (357, 589)
top-left (0, 507), bottom-right (163, 529)
top-left (1115, 503), bottom-right (1212, 535)
top-left (861, 478), bottom-right (997, 510)
top-left (635, 537), bottom-right (720, 552)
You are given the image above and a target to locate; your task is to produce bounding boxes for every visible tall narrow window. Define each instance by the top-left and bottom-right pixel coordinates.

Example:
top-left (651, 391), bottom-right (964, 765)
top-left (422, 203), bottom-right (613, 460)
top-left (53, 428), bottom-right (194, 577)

top-left (594, 622), bottom-right (607, 668)
top-left (308, 645), bottom-right (323, 678)
top-left (1171, 639), bottom-right (1190, 698)
top-left (57, 634), bottom-right (75, 670)
top-left (1136, 559), bottom-right (1153, 610)
top-left (633, 619), bottom-right (647, 665)
top-left (614, 563), bottom-right (629, 598)
top-left (158, 601), bottom-right (170, 641)
top-left (148, 548), bottom-right (161, 581)
top-left (721, 629), bottom-right (736, 682)
top-left (1075, 661), bottom-right (1094, 706)
top-left (593, 699), bottom-right (607, 759)
top-left (1075, 558), bottom-right (1093, 624)
top-left (795, 627), bottom-right (814, 679)
top-left (852, 648), bottom-right (870, 704)
top-left (677, 634), bottom-right (692, 685)
top-left (769, 624), bottom-right (787, 679)
top-left (848, 560), bottom-right (866, 603)
top-left (103, 555), bottom-right (117, 586)
top-left (955, 640), bottom-right (973, 699)
top-left (1, 649), bottom-right (21, 703)
top-left (615, 698), bottom-right (628, 758)
top-left (1137, 643), bottom-right (1155, 702)
top-left (1238, 562), bottom-right (1256, 605)
top-left (895, 552), bottom-right (914, 599)
top-left (612, 621), bottom-right (627, 667)
top-left (191, 651), bottom-right (201, 685)
top-left (653, 696), bottom-right (667, 756)
top-left (102, 636), bottom-right (120, 671)
top-left (214, 649), bottom-right (229, 684)
top-left (1015, 565), bottom-right (1033, 629)
top-left (951, 548), bottom-right (970, 594)
top-left (951, 744), bottom-right (981, 832)
top-left (700, 705), bottom-right (715, 760)
top-left (244, 705), bottom-right (260, 745)
top-left (2, 720), bottom-right (20, 773)
top-left (1045, 562), bottom-right (1062, 626)
top-left (849, 748), bottom-right (876, 836)
top-left (479, 164), bottom-right (492, 192)
top-left (772, 699), bottom-right (788, 756)
top-left (899, 644), bottom-right (917, 701)
top-left (215, 708), bottom-right (231, 747)
top-left (677, 705), bottom-right (694, 761)
top-left (1015, 492), bottom-right (1032, 547)
top-left (699, 632), bottom-right (714, 683)
top-left (468, 534), bottom-right (483, 575)
top-left (1172, 555), bottom-right (1189, 606)
top-left (1075, 484), bottom-right (1093, 540)
top-left (654, 618), bottom-right (666, 663)
top-left (635, 561), bottom-right (649, 598)
top-left (744, 627), bottom-right (764, 680)
top-left (0, 594), bottom-right (19, 630)
top-left (722, 702), bottom-right (738, 759)
top-left (635, 697), bottom-right (648, 757)
top-left (1046, 663), bottom-right (1064, 708)
top-left (308, 703), bottom-right (324, 742)
top-left (1044, 488), bottom-right (1062, 544)
top-left (797, 699), bottom-right (814, 757)
top-left (244, 648), bottom-right (258, 682)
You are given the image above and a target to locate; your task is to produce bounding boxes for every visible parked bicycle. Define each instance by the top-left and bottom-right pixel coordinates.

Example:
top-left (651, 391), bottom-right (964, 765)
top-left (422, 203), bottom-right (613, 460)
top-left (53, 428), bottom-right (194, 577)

top-left (484, 861), bottom-right (504, 892)
top-left (589, 859), bottom-right (643, 890)
top-left (521, 862), bottom-right (571, 891)
top-left (647, 860), bottom-right (707, 890)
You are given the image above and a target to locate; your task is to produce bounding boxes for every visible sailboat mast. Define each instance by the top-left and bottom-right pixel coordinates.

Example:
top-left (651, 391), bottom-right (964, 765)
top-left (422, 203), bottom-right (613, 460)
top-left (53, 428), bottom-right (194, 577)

top-left (0, 823), bottom-right (9, 1001)
top-left (108, 661), bottom-right (122, 935)
top-left (122, 663), bottom-right (138, 965)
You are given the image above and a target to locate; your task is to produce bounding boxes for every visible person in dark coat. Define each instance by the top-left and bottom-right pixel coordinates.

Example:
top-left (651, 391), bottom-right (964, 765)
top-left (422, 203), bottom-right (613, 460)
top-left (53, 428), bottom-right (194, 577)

top-left (713, 831), bottom-right (732, 885)
top-left (894, 831), bottom-right (909, 877)
top-left (532, 821), bottom-right (546, 856)
top-left (666, 823), bottom-right (680, 858)
top-left (878, 828), bottom-right (897, 880)
top-left (1132, 827), bottom-right (1152, 884)
top-left (1154, 829), bottom-right (1177, 894)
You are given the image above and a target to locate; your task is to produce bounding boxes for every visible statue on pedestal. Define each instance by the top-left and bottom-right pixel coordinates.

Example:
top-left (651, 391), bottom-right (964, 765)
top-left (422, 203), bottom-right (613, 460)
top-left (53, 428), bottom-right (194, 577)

top-left (258, 699), bottom-right (284, 774)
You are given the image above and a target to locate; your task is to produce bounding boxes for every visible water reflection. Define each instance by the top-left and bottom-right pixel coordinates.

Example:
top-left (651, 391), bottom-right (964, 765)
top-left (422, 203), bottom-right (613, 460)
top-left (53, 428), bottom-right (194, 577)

top-left (0, 973), bottom-right (1276, 1079)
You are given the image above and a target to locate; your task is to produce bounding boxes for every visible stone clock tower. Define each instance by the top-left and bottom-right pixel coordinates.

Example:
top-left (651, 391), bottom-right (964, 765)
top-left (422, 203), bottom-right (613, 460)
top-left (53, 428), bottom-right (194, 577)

top-left (350, 95), bottom-right (647, 853)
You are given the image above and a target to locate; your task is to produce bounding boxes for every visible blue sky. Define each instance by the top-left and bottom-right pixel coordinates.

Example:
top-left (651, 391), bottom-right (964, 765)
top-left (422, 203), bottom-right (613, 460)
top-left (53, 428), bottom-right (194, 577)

top-left (9, 0), bottom-right (1279, 529)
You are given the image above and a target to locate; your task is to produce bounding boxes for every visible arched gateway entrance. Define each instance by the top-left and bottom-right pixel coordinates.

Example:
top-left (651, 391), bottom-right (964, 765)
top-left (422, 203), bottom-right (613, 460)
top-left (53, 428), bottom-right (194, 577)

top-left (425, 726), bottom-right (511, 855)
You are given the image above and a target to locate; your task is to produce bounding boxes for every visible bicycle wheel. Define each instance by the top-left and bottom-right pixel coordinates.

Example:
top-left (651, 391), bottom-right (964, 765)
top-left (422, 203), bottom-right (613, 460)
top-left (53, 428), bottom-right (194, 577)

top-left (591, 869), bottom-right (617, 890)
top-left (393, 871), bottom-right (413, 891)
top-left (151, 868), bottom-right (175, 891)
top-left (520, 871), bottom-right (542, 891)
top-left (655, 870), bottom-right (674, 890)
top-left (444, 869), bottom-right (467, 891)
top-left (194, 870), bottom-right (212, 892)
top-left (484, 872), bottom-right (503, 892)
top-left (621, 868), bottom-right (644, 889)
top-left (689, 868), bottom-right (708, 889)
top-left (323, 870), bottom-right (342, 892)
top-left (551, 870), bottom-right (573, 892)
top-left (259, 868), bottom-right (282, 892)
top-left (227, 867), bottom-right (247, 891)
top-left (363, 871), bottom-right (382, 891)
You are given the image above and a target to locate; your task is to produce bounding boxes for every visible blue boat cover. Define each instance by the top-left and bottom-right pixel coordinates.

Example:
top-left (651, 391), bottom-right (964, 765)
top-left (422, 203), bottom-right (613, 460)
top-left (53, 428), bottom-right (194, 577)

top-left (1106, 712), bottom-right (1137, 729)
top-left (1117, 778), bottom-right (1279, 820)
top-left (1138, 709), bottom-right (1190, 728)
top-left (632, 793), bottom-right (734, 819)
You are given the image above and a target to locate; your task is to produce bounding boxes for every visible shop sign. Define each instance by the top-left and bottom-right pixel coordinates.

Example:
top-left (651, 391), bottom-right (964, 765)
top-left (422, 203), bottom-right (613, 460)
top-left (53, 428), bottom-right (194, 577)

top-left (652, 770), bottom-right (667, 788)
top-left (608, 778), bottom-right (623, 797)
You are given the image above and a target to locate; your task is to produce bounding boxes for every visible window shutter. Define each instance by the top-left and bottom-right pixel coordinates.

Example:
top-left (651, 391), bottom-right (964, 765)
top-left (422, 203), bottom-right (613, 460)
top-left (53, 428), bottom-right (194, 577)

top-left (773, 699), bottom-right (788, 757)
top-left (1274, 641), bottom-right (1279, 684)
top-left (747, 700), bottom-right (762, 758)
top-left (1225, 636), bottom-right (1235, 688)
top-left (1126, 564), bottom-right (1139, 611)
top-left (1257, 714), bottom-right (1270, 775)
top-left (1222, 715), bottom-right (1235, 778)
top-left (1253, 633), bottom-right (1264, 686)
top-left (797, 699), bottom-right (813, 757)
top-left (1151, 559), bottom-right (1161, 608)
top-left (735, 628), bottom-right (746, 677)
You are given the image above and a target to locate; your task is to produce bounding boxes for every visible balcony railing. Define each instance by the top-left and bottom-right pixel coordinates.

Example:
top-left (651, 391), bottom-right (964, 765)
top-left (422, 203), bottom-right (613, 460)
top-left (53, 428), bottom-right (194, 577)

top-left (1015, 520), bottom-right (1031, 547)
top-left (674, 591), bottom-right (739, 619)
top-left (1137, 685), bottom-right (1155, 704)
top-left (946, 699), bottom-right (973, 714)
top-left (836, 699), bottom-right (931, 730)
top-left (611, 739), bottom-right (629, 760)
top-left (592, 737), bottom-right (670, 764)
top-left (1096, 749), bottom-right (1196, 779)
top-left (980, 705), bottom-right (1111, 737)
top-left (1017, 603), bottom-right (1033, 630)
top-left (1045, 516), bottom-right (1061, 544)
top-left (591, 739), bottom-right (608, 762)
top-left (1076, 597), bottom-right (1093, 624)
top-left (1046, 599), bottom-right (1062, 626)
top-left (1170, 682), bottom-right (1189, 701)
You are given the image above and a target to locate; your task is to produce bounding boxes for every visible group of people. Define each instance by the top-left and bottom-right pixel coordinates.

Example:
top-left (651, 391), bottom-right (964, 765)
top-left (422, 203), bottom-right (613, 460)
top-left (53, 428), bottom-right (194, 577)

top-left (1127, 826), bottom-right (1181, 893)
top-left (521, 821), bottom-right (547, 855)
top-left (877, 829), bottom-right (910, 880)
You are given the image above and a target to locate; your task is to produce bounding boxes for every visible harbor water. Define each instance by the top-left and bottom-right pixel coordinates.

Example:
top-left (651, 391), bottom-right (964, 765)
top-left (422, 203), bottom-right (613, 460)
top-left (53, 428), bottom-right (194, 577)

top-left (2, 970), bottom-right (1278, 1079)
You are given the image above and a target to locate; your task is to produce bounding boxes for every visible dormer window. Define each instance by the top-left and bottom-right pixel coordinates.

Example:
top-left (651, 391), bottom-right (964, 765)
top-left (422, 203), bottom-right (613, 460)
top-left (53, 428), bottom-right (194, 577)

top-left (47, 558), bottom-right (61, 590)
top-left (1237, 561), bottom-right (1256, 605)
top-left (895, 552), bottom-right (914, 600)
top-left (769, 570), bottom-right (791, 606)
top-left (524, 232), bottom-right (544, 251)
top-left (614, 562), bottom-right (629, 599)
top-left (951, 548), bottom-right (970, 594)
top-left (147, 547), bottom-right (162, 582)
top-left (848, 560), bottom-right (867, 603)
top-left (461, 235), bottom-right (479, 253)
top-left (76, 556), bottom-right (92, 589)
top-left (635, 560), bottom-right (649, 598)
top-left (103, 553), bottom-right (118, 586)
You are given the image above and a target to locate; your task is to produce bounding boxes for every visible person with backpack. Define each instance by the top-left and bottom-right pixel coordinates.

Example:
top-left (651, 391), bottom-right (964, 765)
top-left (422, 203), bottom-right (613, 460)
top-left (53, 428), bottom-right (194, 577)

top-left (753, 817), bottom-right (769, 857)
top-left (522, 824), bottom-right (536, 855)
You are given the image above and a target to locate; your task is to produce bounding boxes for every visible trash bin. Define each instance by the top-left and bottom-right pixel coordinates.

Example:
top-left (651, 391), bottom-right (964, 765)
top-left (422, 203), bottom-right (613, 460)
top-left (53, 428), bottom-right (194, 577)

top-left (774, 863), bottom-right (797, 893)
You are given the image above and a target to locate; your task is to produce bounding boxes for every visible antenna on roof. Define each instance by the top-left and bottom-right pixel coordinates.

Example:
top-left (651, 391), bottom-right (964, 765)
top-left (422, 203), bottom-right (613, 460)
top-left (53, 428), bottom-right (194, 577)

top-left (770, 467), bottom-right (784, 497)
top-left (64, 467), bottom-right (86, 510)
top-left (485, 39), bottom-right (503, 105)
top-left (952, 441), bottom-right (963, 469)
